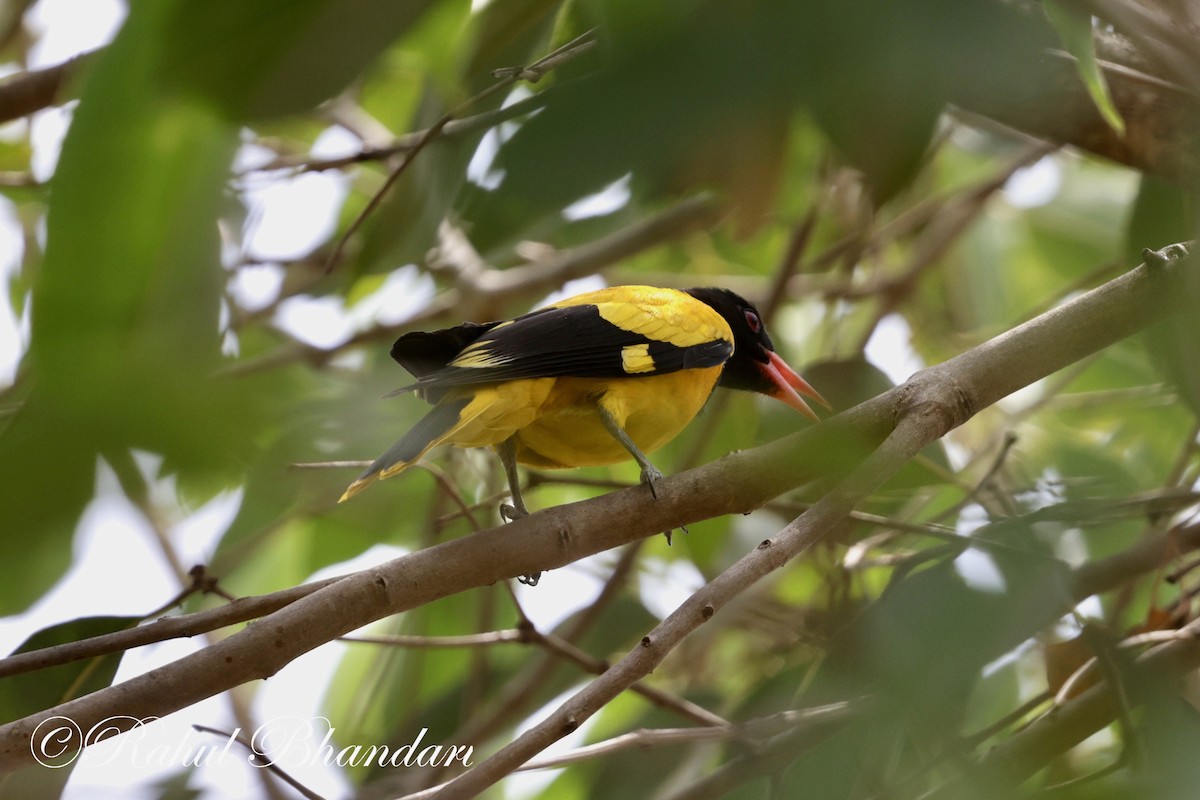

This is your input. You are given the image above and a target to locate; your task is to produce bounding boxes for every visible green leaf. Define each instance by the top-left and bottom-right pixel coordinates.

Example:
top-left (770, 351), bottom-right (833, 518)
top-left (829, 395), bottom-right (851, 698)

top-left (160, 0), bottom-right (439, 120)
top-left (1044, 0), bottom-right (1126, 135)
top-left (0, 1), bottom-right (241, 612)
top-left (801, 358), bottom-right (952, 489)
top-left (0, 0), bottom-right (441, 610)
top-left (0, 616), bottom-right (139, 798)
top-left (0, 616), bottom-right (138, 723)
top-left (1125, 176), bottom-right (1200, 418)
top-left (1125, 175), bottom-right (1193, 264)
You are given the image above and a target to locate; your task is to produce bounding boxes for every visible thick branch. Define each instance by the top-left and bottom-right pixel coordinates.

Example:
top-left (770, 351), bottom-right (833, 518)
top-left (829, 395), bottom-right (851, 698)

top-left (954, 9), bottom-right (1200, 182)
top-left (0, 51), bottom-right (97, 123)
top-left (0, 252), bottom-right (1191, 774)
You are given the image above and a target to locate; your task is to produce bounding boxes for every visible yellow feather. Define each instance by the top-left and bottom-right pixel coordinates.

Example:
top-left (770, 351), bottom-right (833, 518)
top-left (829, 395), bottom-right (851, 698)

top-left (510, 367), bottom-right (724, 468)
top-left (620, 343), bottom-right (656, 374)
top-left (550, 286), bottom-right (733, 350)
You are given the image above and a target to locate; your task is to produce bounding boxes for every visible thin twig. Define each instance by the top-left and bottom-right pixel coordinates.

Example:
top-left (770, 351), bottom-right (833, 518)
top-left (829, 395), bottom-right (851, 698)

top-left (504, 574), bottom-right (727, 726)
top-left (923, 616), bottom-right (1200, 799)
top-left (1051, 627), bottom-right (1195, 708)
top-left (256, 92), bottom-right (552, 175)
top-left (927, 431), bottom-right (1019, 524)
top-left (323, 29), bottom-right (597, 273)
top-left (962, 690), bottom-right (1052, 747)
top-left (1043, 47), bottom-right (1200, 100)
top-left (415, 462), bottom-right (486, 533)
top-left (532, 628), bottom-right (729, 728)
top-left (192, 725), bottom-right (327, 800)
top-left (222, 193), bottom-right (720, 377)
top-left (851, 142), bottom-right (1056, 352)
top-left (431, 545), bottom-right (644, 767)
top-left (516, 703), bottom-right (853, 772)
top-left (0, 578), bottom-right (341, 679)
top-left (141, 565), bottom-right (236, 619)
top-left (657, 699), bottom-right (872, 800)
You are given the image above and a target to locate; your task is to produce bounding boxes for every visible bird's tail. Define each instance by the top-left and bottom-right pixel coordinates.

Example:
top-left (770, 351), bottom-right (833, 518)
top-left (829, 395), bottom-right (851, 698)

top-left (339, 397), bottom-right (471, 502)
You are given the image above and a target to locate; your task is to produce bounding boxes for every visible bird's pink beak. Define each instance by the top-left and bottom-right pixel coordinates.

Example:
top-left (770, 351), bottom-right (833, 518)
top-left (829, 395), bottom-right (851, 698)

top-left (761, 351), bottom-right (830, 421)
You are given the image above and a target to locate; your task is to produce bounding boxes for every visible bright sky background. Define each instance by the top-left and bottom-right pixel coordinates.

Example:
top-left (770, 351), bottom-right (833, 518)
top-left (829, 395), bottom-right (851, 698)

top-left (0, 2), bottom-right (1067, 798)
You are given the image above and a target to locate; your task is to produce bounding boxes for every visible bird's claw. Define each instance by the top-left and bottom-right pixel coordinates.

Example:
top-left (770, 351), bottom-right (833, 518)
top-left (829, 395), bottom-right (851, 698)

top-left (638, 463), bottom-right (677, 540)
top-left (662, 524), bottom-right (689, 546)
top-left (500, 503), bottom-right (528, 523)
top-left (499, 502), bottom-right (540, 584)
top-left (641, 465), bottom-right (665, 499)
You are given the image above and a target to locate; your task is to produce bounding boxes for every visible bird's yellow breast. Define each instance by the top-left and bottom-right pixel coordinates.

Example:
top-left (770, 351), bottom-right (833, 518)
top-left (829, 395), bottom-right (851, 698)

top-left (511, 367), bottom-right (725, 468)
top-left (433, 367), bottom-right (724, 469)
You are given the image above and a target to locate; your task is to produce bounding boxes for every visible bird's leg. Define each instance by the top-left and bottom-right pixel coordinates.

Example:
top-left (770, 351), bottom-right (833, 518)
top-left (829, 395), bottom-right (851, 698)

top-left (496, 437), bottom-right (529, 522)
top-left (597, 405), bottom-right (685, 545)
top-left (597, 406), bottom-right (664, 496)
top-left (496, 437), bottom-right (541, 586)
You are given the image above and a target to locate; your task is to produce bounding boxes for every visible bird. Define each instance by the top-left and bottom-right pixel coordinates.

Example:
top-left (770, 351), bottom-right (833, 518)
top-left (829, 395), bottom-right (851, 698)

top-left (340, 285), bottom-right (827, 574)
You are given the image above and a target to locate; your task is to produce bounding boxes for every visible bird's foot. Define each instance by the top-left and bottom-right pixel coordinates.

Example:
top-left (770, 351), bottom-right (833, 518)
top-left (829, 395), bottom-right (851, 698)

top-left (662, 524), bottom-right (689, 547)
top-left (636, 465), bottom-right (683, 544)
top-left (640, 464), bottom-right (665, 499)
top-left (499, 502), bottom-right (541, 585)
top-left (500, 502), bottom-right (528, 524)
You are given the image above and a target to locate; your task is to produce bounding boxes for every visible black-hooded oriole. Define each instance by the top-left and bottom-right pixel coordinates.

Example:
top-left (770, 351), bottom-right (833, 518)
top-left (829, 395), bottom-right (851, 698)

top-left (340, 285), bottom-right (827, 513)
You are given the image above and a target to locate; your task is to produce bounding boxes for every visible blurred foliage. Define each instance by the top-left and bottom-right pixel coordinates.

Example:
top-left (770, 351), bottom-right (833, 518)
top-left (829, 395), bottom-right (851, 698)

top-left (0, 615), bottom-right (138, 798)
top-left (0, 614), bottom-right (135, 722)
top-left (0, 0), bottom-right (1199, 798)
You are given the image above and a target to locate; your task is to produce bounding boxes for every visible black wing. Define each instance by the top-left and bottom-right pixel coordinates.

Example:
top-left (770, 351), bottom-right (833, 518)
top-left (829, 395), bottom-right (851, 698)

top-left (392, 304), bottom-right (732, 399)
top-left (390, 320), bottom-right (498, 377)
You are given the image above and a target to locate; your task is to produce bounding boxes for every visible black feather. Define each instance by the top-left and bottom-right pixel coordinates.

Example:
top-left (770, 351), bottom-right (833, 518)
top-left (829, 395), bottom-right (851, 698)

top-left (391, 304), bottom-right (732, 397)
top-left (683, 287), bottom-right (777, 394)
top-left (391, 321), bottom-right (498, 377)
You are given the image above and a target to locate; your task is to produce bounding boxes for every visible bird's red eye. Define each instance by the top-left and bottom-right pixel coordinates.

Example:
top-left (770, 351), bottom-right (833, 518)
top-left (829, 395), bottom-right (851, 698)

top-left (744, 309), bottom-right (761, 333)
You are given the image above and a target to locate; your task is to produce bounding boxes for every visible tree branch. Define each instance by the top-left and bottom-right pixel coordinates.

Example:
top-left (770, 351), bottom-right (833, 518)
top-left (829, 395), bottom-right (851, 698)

top-left (0, 250), bottom-right (1191, 775)
top-left (247, 91), bottom-right (552, 176)
top-left (431, 410), bottom-right (940, 798)
top-left (517, 701), bottom-right (858, 772)
top-left (954, 6), bottom-right (1200, 181)
top-left (0, 576), bottom-right (341, 679)
top-left (0, 50), bottom-right (98, 123)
